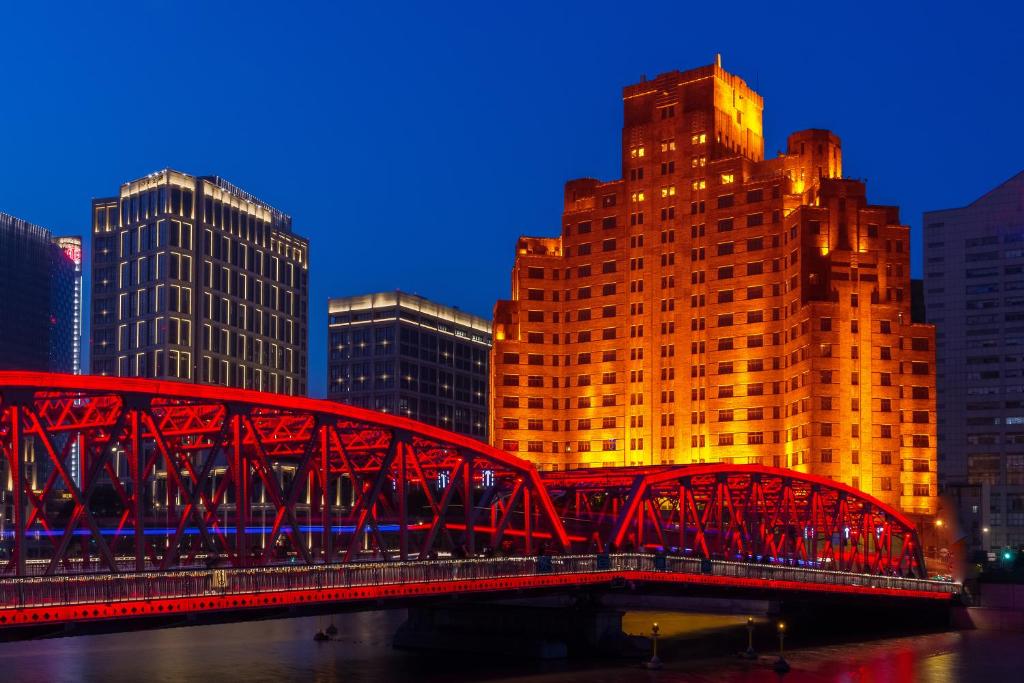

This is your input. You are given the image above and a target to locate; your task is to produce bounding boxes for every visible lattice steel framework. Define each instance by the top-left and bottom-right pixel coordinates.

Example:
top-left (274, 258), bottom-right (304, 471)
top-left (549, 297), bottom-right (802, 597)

top-left (544, 465), bottom-right (926, 576)
top-left (0, 373), bottom-right (569, 576)
top-left (0, 373), bottom-right (926, 579)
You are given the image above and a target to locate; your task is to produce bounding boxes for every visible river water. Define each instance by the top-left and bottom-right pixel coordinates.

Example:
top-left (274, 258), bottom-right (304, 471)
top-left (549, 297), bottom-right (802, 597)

top-left (0, 609), bottom-right (1015, 682)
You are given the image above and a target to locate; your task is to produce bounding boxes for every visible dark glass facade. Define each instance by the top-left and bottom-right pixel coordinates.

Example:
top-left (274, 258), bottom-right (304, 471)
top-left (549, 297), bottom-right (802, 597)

top-left (90, 170), bottom-right (309, 395)
top-left (0, 214), bottom-right (81, 507)
top-left (328, 292), bottom-right (491, 441)
top-left (924, 171), bottom-right (1024, 553)
top-left (0, 211), bottom-right (80, 373)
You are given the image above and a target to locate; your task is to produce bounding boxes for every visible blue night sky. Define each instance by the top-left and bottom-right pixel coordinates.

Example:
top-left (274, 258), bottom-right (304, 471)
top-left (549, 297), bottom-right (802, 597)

top-left (0, 1), bottom-right (1020, 396)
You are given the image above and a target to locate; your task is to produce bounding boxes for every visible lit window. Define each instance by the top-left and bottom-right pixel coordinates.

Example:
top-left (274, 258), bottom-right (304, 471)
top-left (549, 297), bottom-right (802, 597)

top-left (691, 133), bottom-right (707, 145)
top-left (630, 146), bottom-right (646, 158)
top-left (721, 173), bottom-right (735, 184)
top-left (660, 186), bottom-right (676, 197)
top-left (631, 191), bottom-right (645, 202)
top-left (691, 179), bottom-right (706, 190)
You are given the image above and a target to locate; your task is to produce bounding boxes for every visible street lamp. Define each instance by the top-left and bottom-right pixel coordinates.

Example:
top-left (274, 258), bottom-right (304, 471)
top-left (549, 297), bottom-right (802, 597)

top-left (743, 616), bottom-right (757, 659)
top-left (774, 621), bottom-right (790, 674)
top-left (644, 622), bottom-right (662, 669)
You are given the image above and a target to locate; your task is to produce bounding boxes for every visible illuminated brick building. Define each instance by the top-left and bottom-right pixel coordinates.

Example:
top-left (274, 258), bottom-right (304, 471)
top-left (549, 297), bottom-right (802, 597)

top-left (491, 57), bottom-right (937, 516)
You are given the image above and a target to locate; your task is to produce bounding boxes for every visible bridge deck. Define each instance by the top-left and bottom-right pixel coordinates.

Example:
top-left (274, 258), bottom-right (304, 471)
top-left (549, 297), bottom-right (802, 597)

top-left (0, 553), bottom-right (958, 630)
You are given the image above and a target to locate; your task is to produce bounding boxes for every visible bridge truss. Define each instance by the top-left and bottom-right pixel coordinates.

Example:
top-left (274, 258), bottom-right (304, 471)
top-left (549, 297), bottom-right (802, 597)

top-left (0, 373), bottom-right (924, 579)
top-left (0, 373), bottom-right (568, 576)
top-left (545, 465), bottom-right (926, 576)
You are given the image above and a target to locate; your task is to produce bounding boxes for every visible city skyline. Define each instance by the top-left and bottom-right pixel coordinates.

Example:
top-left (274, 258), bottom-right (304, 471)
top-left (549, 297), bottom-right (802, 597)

top-left (0, 2), bottom-right (1021, 672)
top-left (0, 2), bottom-right (1022, 397)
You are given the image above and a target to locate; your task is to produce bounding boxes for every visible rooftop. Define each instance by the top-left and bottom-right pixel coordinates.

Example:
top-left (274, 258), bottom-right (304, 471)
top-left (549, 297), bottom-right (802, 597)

top-left (0, 210), bottom-right (55, 240)
top-left (328, 290), bottom-right (491, 335)
top-left (116, 168), bottom-right (292, 230)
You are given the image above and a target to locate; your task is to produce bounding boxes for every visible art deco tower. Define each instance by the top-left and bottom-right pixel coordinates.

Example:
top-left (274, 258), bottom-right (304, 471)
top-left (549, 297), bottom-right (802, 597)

top-left (491, 57), bottom-right (936, 516)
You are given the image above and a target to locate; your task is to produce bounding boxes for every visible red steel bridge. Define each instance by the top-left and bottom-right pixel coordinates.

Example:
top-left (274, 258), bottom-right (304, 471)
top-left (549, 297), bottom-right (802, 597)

top-left (0, 373), bottom-right (958, 631)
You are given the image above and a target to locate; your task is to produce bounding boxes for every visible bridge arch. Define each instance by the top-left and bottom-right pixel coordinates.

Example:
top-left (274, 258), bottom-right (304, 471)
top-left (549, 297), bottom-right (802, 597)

top-left (0, 372), bottom-right (925, 578)
top-left (0, 372), bottom-right (568, 576)
top-left (543, 464), bottom-right (925, 576)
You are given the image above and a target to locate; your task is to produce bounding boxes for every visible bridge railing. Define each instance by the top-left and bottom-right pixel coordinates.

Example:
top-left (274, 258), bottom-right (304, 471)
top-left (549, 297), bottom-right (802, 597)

top-left (657, 555), bottom-right (955, 595)
top-left (0, 553), bottom-right (958, 614)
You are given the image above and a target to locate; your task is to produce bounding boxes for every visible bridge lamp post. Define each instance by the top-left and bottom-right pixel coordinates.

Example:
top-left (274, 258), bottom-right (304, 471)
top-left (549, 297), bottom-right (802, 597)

top-left (743, 616), bottom-right (757, 659)
top-left (773, 621), bottom-right (790, 674)
top-left (644, 622), bottom-right (662, 669)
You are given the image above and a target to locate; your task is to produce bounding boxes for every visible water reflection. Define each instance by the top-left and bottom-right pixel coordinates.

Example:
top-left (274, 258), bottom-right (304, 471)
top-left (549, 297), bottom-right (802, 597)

top-left (0, 610), bottom-right (1012, 683)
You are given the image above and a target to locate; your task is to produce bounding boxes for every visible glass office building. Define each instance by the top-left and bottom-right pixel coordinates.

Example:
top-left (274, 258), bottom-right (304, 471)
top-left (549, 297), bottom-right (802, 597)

top-left (90, 169), bottom-right (309, 395)
top-left (0, 211), bottom-right (82, 503)
top-left (924, 171), bottom-right (1024, 555)
top-left (328, 291), bottom-right (492, 441)
top-left (0, 211), bottom-right (81, 373)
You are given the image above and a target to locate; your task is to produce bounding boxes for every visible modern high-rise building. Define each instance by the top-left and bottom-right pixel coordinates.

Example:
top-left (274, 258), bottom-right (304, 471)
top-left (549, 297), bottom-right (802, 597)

top-left (0, 213), bottom-right (82, 499)
top-left (491, 57), bottom-right (937, 517)
top-left (0, 211), bottom-right (81, 373)
top-left (90, 169), bottom-right (309, 395)
top-left (328, 291), bottom-right (491, 441)
top-left (924, 171), bottom-right (1024, 553)
top-left (53, 236), bottom-right (84, 376)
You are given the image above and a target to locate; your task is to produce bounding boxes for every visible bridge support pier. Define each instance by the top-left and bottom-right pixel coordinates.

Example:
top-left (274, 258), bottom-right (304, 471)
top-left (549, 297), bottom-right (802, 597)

top-left (393, 599), bottom-right (633, 659)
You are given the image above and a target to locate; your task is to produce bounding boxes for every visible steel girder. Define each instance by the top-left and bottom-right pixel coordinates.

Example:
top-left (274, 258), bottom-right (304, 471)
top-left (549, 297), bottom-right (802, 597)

top-left (0, 372), bottom-right (926, 579)
top-left (0, 372), bottom-right (569, 576)
top-left (544, 465), bottom-right (927, 576)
